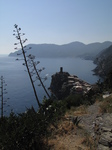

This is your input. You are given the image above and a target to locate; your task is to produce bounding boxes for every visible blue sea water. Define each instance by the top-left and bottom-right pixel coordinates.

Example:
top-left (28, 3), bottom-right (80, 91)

top-left (0, 55), bottom-right (99, 115)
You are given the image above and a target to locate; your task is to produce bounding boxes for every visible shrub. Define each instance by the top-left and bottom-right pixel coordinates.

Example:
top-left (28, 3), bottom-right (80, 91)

top-left (64, 94), bottom-right (84, 109)
top-left (0, 98), bottom-right (67, 150)
top-left (0, 108), bottom-right (49, 150)
top-left (40, 98), bottom-right (67, 128)
top-left (100, 96), bottom-right (112, 113)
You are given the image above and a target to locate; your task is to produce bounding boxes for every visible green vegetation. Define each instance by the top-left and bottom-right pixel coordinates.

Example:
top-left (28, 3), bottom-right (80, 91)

top-left (100, 96), bottom-right (112, 113)
top-left (97, 69), bottom-right (112, 92)
top-left (0, 99), bottom-right (66, 150)
top-left (96, 69), bottom-right (112, 113)
top-left (104, 70), bottom-right (112, 89)
top-left (0, 94), bottom-right (92, 150)
top-left (64, 94), bottom-right (84, 109)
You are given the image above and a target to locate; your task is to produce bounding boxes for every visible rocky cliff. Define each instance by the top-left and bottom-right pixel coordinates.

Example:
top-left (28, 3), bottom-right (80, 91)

top-left (50, 67), bottom-right (92, 99)
top-left (93, 45), bottom-right (112, 77)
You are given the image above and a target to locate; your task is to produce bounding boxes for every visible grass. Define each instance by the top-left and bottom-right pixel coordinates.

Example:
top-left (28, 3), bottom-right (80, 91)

top-left (65, 105), bottom-right (88, 118)
top-left (48, 118), bottom-right (95, 150)
top-left (81, 132), bottom-right (96, 150)
top-left (47, 103), bottom-right (97, 150)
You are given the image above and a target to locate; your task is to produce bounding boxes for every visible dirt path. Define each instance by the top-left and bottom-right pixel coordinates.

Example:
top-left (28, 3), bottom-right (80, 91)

top-left (80, 101), bottom-right (112, 150)
top-left (48, 101), bottom-right (112, 150)
top-left (48, 102), bottom-right (101, 150)
top-left (80, 102), bottom-right (101, 134)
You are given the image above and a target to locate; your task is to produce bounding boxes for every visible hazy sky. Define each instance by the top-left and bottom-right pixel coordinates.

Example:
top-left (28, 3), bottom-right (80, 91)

top-left (0, 0), bottom-right (112, 54)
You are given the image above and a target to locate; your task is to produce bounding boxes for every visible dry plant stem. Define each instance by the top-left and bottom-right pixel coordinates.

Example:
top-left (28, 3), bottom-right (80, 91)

top-left (32, 61), bottom-right (51, 99)
top-left (16, 27), bottom-right (41, 108)
top-left (1, 76), bottom-right (3, 118)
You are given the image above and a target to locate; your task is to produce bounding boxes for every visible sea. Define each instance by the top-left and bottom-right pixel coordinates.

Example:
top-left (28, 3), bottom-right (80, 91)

top-left (0, 55), bottom-right (99, 116)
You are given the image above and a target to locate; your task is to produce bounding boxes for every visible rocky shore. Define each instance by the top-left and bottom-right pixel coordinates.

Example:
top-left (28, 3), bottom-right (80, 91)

top-left (50, 67), bottom-right (92, 99)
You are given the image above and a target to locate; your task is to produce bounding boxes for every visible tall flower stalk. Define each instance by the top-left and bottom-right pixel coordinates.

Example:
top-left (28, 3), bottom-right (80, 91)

top-left (13, 24), bottom-right (41, 108)
top-left (27, 55), bottom-right (51, 99)
top-left (0, 76), bottom-right (3, 118)
top-left (0, 76), bottom-right (9, 118)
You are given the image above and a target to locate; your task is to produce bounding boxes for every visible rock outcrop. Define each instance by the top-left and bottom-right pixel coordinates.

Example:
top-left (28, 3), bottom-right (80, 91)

top-left (80, 102), bottom-right (112, 150)
top-left (93, 113), bottom-right (112, 150)
top-left (50, 67), bottom-right (92, 99)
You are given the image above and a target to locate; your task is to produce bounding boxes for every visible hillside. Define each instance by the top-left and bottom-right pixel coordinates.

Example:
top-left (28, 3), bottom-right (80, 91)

top-left (1, 66), bottom-right (112, 149)
top-left (9, 41), bottom-right (112, 59)
top-left (93, 45), bottom-right (112, 77)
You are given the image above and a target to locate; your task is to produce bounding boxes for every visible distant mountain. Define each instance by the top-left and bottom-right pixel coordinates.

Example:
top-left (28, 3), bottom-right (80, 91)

top-left (93, 45), bottom-right (112, 77)
top-left (9, 41), bottom-right (112, 59)
top-left (78, 41), bottom-right (112, 59)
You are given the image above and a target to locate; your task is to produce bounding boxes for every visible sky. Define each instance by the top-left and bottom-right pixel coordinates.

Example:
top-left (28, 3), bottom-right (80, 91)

top-left (0, 0), bottom-right (112, 54)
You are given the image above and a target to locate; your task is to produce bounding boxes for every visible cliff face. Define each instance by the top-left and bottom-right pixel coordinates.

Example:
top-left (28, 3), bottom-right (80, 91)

top-left (50, 68), bottom-right (70, 99)
top-left (50, 68), bottom-right (92, 99)
top-left (93, 45), bottom-right (112, 77)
